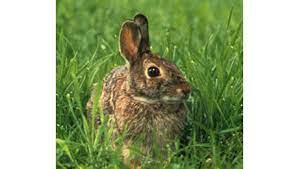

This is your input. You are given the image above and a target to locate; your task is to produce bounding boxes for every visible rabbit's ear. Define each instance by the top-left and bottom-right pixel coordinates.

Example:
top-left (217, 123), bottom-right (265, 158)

top-left (134, 13), bottom-right (150, 53)
top-left (119, 21), bottom-right (142, 65)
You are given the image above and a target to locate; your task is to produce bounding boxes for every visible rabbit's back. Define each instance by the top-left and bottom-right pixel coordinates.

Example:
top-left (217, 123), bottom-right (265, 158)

top-left (100, 65), bottom-right (128, 115)
top-left (86, 65), bottom-right (128, 125)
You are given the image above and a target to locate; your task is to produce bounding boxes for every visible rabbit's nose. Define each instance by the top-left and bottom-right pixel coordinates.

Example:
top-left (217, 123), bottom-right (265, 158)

top-left (176, 84), bottom-right (191, 98)
top-left (182, 85), bottom-right (191, 95)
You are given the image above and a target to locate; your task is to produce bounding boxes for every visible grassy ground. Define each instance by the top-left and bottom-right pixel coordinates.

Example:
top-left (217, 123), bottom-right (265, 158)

top-left (56, 0), bottom-right (243, 168)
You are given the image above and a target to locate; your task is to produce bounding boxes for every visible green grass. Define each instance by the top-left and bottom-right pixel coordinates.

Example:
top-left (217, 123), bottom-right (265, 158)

top-left (56, 0), bottom-right (243, 168)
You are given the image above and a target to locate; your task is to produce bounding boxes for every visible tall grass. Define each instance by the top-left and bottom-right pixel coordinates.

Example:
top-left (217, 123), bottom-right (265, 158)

top-left (57, 0), bottom-right (243, 168)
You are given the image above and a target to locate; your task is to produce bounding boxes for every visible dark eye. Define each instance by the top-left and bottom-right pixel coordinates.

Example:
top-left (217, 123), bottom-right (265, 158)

top-left (147, 66), bottom-right (160, 77)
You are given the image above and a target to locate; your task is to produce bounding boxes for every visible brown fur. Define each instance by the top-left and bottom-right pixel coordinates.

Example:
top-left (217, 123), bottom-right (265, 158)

top-left (86, 13), bottom-right (191, 168)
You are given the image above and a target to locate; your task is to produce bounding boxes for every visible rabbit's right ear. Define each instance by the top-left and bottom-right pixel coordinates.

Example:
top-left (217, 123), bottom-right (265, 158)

top-left (119, 21), bottom-right (142, 65)
top-left (134, 13), bottom-right (150, 53)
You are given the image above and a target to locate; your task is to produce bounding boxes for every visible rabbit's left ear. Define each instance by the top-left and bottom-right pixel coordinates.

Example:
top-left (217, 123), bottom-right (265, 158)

top-left (119, 21), bottom-right (142, 65)
top-left (134, 13), bottom-right (150, 53)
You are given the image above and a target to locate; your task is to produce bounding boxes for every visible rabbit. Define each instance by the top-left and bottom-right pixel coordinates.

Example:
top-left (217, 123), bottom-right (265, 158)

top-left (86, 13), bottom-right (191, 168)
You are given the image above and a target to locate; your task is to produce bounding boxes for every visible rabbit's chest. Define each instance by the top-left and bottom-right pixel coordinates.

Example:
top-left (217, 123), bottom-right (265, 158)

top-left (113, 100), bottom-right (186, 144)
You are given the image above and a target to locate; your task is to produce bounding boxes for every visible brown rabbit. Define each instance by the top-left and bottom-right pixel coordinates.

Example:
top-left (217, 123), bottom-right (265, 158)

top-left (87, 13), bottom-right (191, 168)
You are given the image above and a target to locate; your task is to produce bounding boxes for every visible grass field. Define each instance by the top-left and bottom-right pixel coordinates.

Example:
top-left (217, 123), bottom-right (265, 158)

top-left (56, 0), bottom-right (243, 168)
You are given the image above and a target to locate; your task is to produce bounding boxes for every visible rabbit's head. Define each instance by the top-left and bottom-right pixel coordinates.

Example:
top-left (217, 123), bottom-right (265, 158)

top-left (119, 14), bottom-right (191, 104)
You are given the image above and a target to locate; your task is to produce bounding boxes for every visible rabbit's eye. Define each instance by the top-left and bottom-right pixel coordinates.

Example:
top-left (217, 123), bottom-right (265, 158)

top-left (148, 66), bottom-right (160, 77)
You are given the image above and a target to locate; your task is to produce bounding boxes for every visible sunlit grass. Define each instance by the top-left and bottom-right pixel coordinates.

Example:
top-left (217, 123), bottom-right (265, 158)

top-left (56, 0), bottom-right (243, 168)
